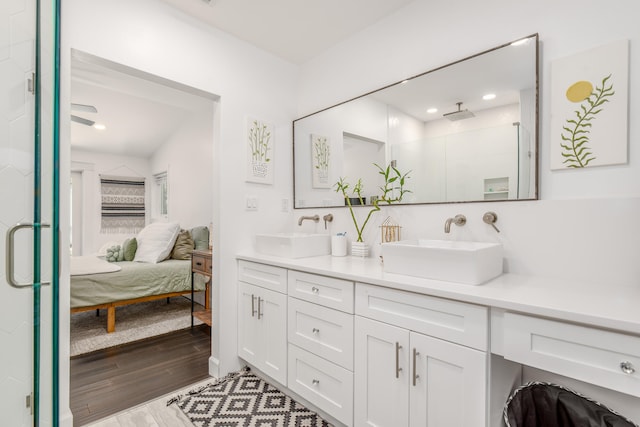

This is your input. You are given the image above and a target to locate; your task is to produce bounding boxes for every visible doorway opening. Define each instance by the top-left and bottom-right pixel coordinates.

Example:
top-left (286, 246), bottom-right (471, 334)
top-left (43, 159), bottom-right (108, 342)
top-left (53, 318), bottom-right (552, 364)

top-left (69, 50), bottom-right (218, 425)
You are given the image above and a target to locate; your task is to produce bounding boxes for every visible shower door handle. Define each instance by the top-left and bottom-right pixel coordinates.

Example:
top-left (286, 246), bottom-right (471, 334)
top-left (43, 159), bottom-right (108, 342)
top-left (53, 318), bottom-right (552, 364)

top-left (5, 223), bottom-right (51, 288)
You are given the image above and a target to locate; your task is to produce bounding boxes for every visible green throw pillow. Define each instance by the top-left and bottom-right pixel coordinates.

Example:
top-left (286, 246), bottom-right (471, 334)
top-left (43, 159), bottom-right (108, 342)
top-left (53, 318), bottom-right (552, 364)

top-left (106, 245), bottom-right (124, 262)
top-left (123, 237), bottom-right (137, 261)
top-left (190, 226), bottom-right (209, 251)
top-left (171, 230), bottom-right (194, 260)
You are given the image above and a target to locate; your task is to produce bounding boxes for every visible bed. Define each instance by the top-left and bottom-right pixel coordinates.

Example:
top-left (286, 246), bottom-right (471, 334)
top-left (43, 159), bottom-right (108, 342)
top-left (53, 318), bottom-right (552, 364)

top-left (70, 256), bottom-right (209, 333)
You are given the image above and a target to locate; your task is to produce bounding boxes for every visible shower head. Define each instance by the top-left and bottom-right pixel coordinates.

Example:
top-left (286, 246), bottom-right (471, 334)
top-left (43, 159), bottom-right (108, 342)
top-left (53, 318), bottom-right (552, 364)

top-left (443, 102), bottom-right (475, 121)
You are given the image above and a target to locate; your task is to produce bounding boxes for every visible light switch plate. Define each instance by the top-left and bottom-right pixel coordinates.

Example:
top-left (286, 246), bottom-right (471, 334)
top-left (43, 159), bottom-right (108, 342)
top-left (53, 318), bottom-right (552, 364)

top-left (245, 196), bottom-right (258, 211)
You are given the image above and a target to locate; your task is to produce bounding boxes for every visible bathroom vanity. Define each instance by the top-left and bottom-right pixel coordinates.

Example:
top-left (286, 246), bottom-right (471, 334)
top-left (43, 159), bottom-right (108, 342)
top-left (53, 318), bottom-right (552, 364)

top-left (236, 254), bottom-right (640, 427)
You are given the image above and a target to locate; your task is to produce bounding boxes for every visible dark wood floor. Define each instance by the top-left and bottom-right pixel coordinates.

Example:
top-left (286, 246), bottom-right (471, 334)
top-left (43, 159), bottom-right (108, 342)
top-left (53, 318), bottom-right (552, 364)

top-left (70, 324), bottom-right (211, 426)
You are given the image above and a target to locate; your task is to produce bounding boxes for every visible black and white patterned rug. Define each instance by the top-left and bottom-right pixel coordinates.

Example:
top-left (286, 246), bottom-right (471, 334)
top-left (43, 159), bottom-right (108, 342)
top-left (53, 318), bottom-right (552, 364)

top-left (169, 368), bottom-right (332, 427)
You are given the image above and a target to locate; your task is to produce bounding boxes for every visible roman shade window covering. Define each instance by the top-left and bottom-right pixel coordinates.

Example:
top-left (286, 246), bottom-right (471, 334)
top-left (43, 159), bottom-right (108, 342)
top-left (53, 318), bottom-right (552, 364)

top-left (100, 175), bottom-right (146, 233)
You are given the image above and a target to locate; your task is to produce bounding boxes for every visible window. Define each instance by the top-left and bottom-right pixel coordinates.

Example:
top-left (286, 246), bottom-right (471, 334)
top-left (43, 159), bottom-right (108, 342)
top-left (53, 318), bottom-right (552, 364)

top-left (153, 171), bottom-right (168, 219)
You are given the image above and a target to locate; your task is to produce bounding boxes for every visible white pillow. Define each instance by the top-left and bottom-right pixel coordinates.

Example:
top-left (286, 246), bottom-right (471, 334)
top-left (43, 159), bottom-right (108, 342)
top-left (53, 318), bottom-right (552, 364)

top-left (134, 222), bottom-right (180, 263)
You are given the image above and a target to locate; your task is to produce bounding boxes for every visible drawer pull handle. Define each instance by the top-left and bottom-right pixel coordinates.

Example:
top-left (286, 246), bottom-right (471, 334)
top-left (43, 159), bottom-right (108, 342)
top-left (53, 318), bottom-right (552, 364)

top-left (412, 348), bottom-right (420, 386)
top-left (311, 286), bottom-right (320, 294)
top-left (312, 328), bottom-right (320, 334)
top-left (395, 342), bottom-right (403, 378)
top-left (620, 361), bottom-right (635, 375)
top-left (312, 379), bottom-right (320, 386)
top-left (251, 294), bottom-right (257, 317)
top-left (196, 262), bottom-right (203, 266)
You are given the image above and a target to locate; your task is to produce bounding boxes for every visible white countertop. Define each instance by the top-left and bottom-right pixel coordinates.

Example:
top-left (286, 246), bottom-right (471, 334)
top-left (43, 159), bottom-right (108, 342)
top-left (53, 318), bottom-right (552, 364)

top-left (237, 252), bottom-right (640, 335)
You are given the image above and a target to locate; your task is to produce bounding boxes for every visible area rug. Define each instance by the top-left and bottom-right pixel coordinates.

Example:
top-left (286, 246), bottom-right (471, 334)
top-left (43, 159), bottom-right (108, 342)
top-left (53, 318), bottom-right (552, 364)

top-left (170, 368), bottom-right (332, 427)
top-left (70, 296), bottom-right (201, 357)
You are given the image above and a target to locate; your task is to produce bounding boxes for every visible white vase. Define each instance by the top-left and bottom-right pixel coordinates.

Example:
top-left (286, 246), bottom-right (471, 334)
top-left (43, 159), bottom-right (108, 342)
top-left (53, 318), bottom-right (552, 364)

top-left (351, 241), bottom-right (369, 257)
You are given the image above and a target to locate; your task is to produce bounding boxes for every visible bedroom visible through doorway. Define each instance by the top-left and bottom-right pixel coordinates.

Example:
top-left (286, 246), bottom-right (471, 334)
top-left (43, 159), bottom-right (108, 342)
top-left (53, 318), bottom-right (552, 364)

top-left (69, 50), bottom-right (218, 423)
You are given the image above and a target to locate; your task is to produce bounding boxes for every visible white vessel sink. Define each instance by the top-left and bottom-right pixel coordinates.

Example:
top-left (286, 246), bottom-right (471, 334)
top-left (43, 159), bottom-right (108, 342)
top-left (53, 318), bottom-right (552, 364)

top-left (381, 239), bottom-right (503, 285)
top-left (255, 233), bottom-right (331, 258)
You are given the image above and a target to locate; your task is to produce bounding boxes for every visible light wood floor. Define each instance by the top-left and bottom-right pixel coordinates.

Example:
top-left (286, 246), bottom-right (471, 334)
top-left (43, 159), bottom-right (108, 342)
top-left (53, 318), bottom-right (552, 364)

top-left (84, 377), bottom-right (213, 427)
top-left (70, 324), bottom-right (211, 426)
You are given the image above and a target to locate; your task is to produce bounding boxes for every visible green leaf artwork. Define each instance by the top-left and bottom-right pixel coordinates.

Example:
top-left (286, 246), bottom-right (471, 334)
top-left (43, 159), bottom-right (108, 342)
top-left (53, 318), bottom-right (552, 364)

top-left (560, 74), bottom-right (614, 168)
top-left (248, 119), bottom-right (271, 163)
top-left (313, 136), bottom-right (330, 173)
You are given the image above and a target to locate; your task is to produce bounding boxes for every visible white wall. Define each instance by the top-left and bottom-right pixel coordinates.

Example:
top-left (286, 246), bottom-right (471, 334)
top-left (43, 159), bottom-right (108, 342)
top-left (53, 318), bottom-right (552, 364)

top-left (62, 1), bottom-right (298, 415)
top-left (70, 149), bottom-right (152, 254)
top-left (295, 0), bottom-right (640, 417)
top-left (150, 108), bottom-right (214, 230)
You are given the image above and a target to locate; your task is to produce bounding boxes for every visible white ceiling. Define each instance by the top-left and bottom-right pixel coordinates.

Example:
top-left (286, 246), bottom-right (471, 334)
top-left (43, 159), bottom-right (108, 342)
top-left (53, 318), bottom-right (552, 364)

top-left (158, 0), bottom-right (416, 64)
top-left (71, 54), bottom-right (214, 158)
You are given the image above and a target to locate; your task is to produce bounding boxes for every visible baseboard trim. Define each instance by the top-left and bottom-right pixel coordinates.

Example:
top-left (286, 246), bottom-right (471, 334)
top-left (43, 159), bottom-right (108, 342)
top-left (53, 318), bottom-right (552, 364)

top-left (209, 355), bottom-right (220, 378)
top-left (61, 408), bottom-right (74, 427)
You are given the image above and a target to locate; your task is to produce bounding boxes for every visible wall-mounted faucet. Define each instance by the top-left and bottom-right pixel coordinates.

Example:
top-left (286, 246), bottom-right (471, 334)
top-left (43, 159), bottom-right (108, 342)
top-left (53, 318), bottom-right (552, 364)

top-left (298, 215), bottom-right (319, 226)
top-left (444, 214), bottom-right (466, 233)
top-left (322, 213), bottom-right (333, 230)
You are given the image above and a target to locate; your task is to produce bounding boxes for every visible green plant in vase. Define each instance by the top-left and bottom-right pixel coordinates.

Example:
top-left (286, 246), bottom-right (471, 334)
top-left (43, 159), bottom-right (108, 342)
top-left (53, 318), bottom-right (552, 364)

top-left (334, 163), bottom-right (411, 243)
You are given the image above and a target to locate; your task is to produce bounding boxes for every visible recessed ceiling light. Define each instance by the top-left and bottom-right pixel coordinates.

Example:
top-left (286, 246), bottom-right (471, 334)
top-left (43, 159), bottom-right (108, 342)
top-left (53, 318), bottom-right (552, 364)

top-left (482, 93), bottom-right (496, 101)
top-left (93, 124), bottom-right (106, 130)
top-left (426, 108), bottom-right (438, 114)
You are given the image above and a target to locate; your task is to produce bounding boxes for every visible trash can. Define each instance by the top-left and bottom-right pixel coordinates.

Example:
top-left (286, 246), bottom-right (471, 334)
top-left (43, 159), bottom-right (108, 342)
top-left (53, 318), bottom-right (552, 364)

top-left (504, 382), bottom-right (638, 427)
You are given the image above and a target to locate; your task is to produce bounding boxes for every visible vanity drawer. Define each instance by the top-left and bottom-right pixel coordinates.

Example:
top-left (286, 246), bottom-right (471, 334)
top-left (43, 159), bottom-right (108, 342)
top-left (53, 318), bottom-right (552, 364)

top-left (288, 297), bottom-right (354, 370)
top-left (355, 283), bottom-right (488, 351)
top-left (288, 270), bottom-right (354, 313)
top-left (238, 260), bottom-right (287, 294)
top-left (288, 344), bottom-right (353, 427)
top-left (503, 312), bottom-right (640, 397)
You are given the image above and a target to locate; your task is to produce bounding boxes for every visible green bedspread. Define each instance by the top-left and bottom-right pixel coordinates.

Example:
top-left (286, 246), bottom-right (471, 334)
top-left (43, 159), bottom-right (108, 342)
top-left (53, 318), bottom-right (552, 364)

top-left (71, 259), bottom-right (208, 308)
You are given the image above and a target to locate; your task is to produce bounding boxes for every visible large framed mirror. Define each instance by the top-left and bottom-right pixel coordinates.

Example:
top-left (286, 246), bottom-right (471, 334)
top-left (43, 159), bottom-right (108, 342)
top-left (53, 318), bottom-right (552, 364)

top-left (293, 34), bottom-right (538, 209)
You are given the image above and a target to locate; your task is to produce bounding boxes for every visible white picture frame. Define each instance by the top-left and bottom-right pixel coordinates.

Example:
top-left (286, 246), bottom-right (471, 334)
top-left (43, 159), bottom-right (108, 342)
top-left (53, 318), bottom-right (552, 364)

top-left (311, 133), bottom-right (331, 188)
top-left (550, 39), bottom-right (629, 170)
top-left (246, 117), bottom-right (275, 184)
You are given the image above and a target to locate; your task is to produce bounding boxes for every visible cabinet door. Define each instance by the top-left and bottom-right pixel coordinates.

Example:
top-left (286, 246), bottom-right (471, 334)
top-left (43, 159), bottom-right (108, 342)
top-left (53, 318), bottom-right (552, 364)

top-left (259, 286), bottom-right (288, 385)
top-left (238, 282), bottom-right (261, 366)
top-left (237, 282), bottom-right (287, 386)
top-left (410, 332), bottom-right (486, 427)
top-left (355, 316), bottom-right (410, 427)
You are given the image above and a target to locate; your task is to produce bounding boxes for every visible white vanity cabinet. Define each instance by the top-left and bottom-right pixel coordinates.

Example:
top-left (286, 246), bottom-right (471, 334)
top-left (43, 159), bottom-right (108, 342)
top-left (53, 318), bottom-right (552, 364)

top-left (237, 261), bottom-right (288, 386)
top-left (503, 312), bottom-right (640, 398)
top-left (286, 270), bottom-right (355, 426)
top-left (237, 254), bottom-right (640, 426)
top-left (354, 283), bottom-right (488, 427)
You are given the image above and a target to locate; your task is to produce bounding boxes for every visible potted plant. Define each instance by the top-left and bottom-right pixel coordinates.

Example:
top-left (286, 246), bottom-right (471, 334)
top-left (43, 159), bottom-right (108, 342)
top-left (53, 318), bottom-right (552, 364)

top-left (335, 163), bottom-right (410, 255)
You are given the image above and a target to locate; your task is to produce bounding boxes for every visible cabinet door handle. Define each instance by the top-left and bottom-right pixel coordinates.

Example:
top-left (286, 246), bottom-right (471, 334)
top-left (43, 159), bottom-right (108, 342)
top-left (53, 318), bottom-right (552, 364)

top-left (311, 286), bottom-right (320, 294)
top-left (251, 294), bottom-right (257, 317)
top-left (312, 328), bottom-right (320, 334)
top-left (412, 348), bottom-right (420, 386)
top-left (312, 379), bottom-right (320, 386)
top-left (395, 342), bottom-right (403, 378)
top-left (620, 361), bottom-right (635, 375)
top-left (257, 297), bottom-right (263, 319)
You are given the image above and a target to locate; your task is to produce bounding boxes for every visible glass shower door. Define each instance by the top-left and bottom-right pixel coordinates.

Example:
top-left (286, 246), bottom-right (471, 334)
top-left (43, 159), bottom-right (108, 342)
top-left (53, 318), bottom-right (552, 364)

top-left (1, 0), bottom-right (60, 425)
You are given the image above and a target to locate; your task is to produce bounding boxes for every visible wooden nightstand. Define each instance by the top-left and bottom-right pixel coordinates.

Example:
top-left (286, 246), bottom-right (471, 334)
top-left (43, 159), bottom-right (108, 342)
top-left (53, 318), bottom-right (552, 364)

top-left (191, 249), bottom-right (212, 327)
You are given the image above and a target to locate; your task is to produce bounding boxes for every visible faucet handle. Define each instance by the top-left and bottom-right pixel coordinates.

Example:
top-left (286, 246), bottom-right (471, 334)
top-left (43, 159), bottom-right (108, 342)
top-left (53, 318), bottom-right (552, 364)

top-left (482, 212), bottom-right (500, 233)
top-left (323, 213), bottom-right (333, 230)
top-left (454, 214), bottom-right (466, 226)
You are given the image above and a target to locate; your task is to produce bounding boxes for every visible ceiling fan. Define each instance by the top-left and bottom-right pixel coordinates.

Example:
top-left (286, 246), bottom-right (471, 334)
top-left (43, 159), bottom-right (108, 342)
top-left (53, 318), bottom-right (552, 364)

top-left (71, 103), bottom-right (97, 126)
